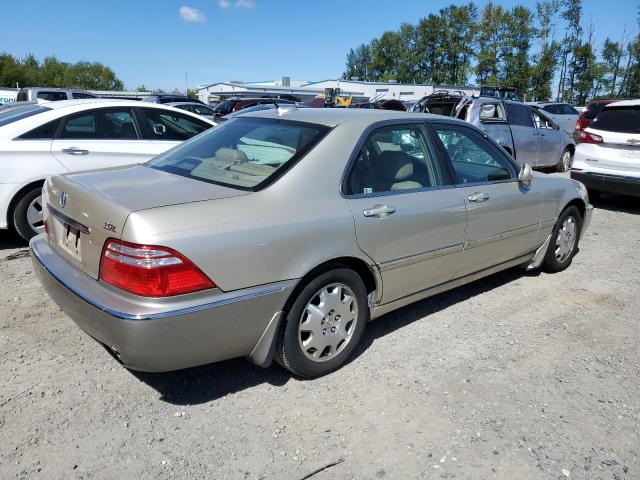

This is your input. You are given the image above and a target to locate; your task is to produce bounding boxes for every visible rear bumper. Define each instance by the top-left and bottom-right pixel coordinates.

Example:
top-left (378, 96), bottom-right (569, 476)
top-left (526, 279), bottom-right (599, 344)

top-left (571, 171), bottom-right (640, 198)
top-left (30, 234), bottom-right (295, 372)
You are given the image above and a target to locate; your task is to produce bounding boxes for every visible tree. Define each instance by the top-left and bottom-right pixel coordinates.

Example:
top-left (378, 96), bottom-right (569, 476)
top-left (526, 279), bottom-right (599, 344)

top-left (501, 5), bottom-right (535, 98)
top-left (475, 2), bottom-right (508, 86)
top-left (529, 1), bottom-right (561, 100)
top-left (571, 42), bottom-right (597, 104)
top-left (557, 0), bottom-right (583, 100)
top-left (601, 38), bottom-right (625, 96)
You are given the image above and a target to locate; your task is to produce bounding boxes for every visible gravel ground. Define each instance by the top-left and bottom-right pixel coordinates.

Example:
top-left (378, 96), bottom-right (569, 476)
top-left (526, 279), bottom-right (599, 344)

top-left (1, 180), bottom-right (639, 480)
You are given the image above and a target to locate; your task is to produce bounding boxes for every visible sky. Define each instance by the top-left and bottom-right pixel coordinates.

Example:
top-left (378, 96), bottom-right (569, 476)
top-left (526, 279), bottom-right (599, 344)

top-left (0, 0), bottom-right (638, 92)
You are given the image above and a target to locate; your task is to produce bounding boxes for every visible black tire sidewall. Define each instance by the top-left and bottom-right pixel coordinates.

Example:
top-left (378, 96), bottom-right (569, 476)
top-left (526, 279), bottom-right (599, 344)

top-left (278, 268), bottom-right (369, 378)
top-left (543, 205), bottom-right (582, 272)
top-left (557, 148), bottom-right (571, 172)
top-left (12, 186), bottom-right (43, 242)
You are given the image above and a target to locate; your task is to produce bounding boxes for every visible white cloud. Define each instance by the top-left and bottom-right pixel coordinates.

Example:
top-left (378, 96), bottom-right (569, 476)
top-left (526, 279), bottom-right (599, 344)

top-left (218, 0), bottom-right (231, 8)
top-left (234, 0), bottom-right (255, 8)
top-left (179, 6), bottom-right (206, 22)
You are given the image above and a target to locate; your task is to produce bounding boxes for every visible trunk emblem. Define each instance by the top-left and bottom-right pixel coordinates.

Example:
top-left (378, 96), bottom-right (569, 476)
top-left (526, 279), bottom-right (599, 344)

top-left (59, 191), bottom-right (68, 208)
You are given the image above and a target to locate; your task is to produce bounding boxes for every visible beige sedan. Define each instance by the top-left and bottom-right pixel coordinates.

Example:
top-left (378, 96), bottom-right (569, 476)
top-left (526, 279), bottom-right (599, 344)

top-left (31, 108), bottom-right (592, 377)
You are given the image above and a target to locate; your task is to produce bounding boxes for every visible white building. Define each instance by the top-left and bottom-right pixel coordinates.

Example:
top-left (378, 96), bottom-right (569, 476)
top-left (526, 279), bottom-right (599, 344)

top-left (196, 77), bottom-right (479, 104)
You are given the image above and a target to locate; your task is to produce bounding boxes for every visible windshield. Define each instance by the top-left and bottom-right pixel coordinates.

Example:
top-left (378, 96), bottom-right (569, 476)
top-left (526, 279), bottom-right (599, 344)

top-left (591, 106), bottom-right (640, 134)
top-left (0, 104), bottom-right (50, 127)
top-left (147, 117), bottom-right (330, 190)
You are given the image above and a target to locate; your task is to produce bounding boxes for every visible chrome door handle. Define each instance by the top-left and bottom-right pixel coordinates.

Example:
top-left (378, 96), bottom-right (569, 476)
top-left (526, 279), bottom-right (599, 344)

top-left (468, 192), bottom-right (490, 203)
top-left (62, 148), bottom-right (89, 155)
top-left (363, 205), bottom-right (396, 217)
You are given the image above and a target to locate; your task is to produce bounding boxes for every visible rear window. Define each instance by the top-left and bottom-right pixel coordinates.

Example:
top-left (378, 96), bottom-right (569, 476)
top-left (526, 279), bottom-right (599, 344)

top-left (147, 117), bottom-right (330, 191)
top-left (591, 106), bottom-right (640, 134)
top-left (505, 103), bottom-right (534, 127)
top-left (37, 91), bottom-right (68, 101)
top-left (0, 105), bottom-right (51, 127)
top-left (584, 102), bottom-right (610, 120)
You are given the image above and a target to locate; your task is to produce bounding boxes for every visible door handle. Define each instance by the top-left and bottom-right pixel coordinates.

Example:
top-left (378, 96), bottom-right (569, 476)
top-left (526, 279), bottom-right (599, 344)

top-left (468, 192), bottom-right (490, 203)
top-left (62, 148), bottom-right (90, 156)
top-left (363, 205), bottom-right (396, 218)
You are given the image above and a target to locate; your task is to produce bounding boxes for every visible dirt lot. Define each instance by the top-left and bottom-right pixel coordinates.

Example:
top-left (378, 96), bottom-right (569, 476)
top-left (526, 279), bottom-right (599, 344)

top-left (1, 181), bottom-right (639, 480)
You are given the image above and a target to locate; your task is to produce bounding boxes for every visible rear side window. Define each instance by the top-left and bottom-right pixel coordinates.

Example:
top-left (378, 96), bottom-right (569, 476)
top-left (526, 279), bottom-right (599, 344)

top-left (142, 109), bottom-right (210, 140)
top-left (72, 92), bottom-right (97, 99)
top-left (345, 125), bottom-right (447, 195)
top-left (559, 104), bottom-right (579, 115)
top-left (0, 105), bottom-right (50, 127)
top-left (37, 91), bottom-right (68, 101)
top-left (591, 106), bottom-right (640, 134)
top-left (61, 109), bottom-right (140, 139)
top-left (18, 119), bottom-right (60, 139)
top-left (505, 103), bottom-right (534, 127)
top-left (542, 105), bottom-right (560, 114)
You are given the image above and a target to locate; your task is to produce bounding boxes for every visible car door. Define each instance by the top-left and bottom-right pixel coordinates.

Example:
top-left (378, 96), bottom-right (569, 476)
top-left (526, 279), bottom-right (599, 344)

top-left (432, 123), bottom-right (542, 277)
top-left (138, 108), bottom-right (212, 154)
top-left (476, 101), bottom-right (514, 154)
top-left (532, 111), bottom-right (564, 167)
top-left (344, 122), bottom-right (467, 304)
top-left (504, 102), bottom-right (539, 165)
top-left (51, 107), bottom-right (155, 171)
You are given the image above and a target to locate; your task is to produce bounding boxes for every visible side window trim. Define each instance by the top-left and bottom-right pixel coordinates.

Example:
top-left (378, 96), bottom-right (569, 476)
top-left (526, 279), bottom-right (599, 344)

top-left (431, 123), bottom-right (520, 187)
top-left (341, 120), bottom-right (454, 198)
top-left (138, 107), bottom-right (210, 141)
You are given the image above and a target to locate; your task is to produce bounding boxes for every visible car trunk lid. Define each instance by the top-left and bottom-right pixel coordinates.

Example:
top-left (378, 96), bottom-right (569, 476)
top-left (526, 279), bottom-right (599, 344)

top-left (44, 165), bottom-right (248, 279)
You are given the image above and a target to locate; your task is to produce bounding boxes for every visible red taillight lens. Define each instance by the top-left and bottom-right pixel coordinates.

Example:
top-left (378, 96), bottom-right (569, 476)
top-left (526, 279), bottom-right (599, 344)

top-left (577, 130), bottom-right (603, 144)
top-left (575, 116), bottom-right (592, 131)
top-left (99, 239), bottom-right (215, 297)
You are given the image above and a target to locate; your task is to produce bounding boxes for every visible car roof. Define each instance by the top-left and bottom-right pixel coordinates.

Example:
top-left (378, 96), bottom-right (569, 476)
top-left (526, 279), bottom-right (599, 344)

top-left (605, 99), bottom-right (640, 108)
top-left (238, 107), bottom-right (445, 127)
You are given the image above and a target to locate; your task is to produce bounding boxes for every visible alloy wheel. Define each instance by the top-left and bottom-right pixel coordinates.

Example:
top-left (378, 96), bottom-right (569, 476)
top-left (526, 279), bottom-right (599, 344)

top-left (555, 215), bottom-right (577, 263)
top-left (26, 196), bottom-right (45, 235)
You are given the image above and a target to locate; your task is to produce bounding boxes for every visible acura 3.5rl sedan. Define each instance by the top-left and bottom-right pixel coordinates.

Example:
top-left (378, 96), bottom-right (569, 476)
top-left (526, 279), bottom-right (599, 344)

top-left (31, 108), bottom-right (593, 378)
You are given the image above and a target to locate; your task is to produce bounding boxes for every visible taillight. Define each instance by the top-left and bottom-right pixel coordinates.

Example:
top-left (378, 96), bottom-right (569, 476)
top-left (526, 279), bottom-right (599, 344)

top-left (577, 130), bottom-right (603, 144)
top-left (99, 239), bottom-right (215, 297)
top-left (575, 116), bottom-right (592, 131)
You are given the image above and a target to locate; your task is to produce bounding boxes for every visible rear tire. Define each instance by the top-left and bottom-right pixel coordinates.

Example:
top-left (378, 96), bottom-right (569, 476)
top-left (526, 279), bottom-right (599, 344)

top-left (12, 186), bottom-right (45, 242)
top-left (542, 206), bottom-right (582, 273)
top-left (275, 268), bottom-right (368, 378)
top-left (556, 148), bottom-right (572, 172)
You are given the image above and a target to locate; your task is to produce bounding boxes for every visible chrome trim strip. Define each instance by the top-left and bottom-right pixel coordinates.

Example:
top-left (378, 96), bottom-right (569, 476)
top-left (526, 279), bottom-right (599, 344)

top-left (379, 243), bottom-right (464, 271)
top-left (540, 218), bottom-right (556, 229)
top-left (464, 223), bottom-right (539, 249)
top-left (47, 205), bottom-right (91, 234)
top-left (31, 244), bottom-right (286, 321)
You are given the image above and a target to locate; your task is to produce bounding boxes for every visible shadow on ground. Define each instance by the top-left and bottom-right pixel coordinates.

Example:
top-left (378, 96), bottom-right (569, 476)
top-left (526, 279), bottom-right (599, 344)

top-left (135, 266), bottom-right (531, 405)
top-left (0, 230), bottom-right (27, 252)
top-left (590, 193), bottom-right (640, 215)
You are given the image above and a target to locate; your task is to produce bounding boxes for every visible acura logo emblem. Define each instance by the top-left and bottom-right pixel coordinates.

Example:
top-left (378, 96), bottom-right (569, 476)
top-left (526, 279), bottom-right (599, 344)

top-left (59, 191), bottom-right (68, 208)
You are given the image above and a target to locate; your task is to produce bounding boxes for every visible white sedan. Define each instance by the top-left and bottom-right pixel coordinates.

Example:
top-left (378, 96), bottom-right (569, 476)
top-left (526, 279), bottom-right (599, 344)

top-left (571, 99), bottom-right (640, 199)
top-left (0, 99), bottom-right (215, 240)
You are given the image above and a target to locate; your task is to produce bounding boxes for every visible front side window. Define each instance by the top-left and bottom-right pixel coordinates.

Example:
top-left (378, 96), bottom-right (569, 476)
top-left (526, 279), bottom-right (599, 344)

top-left (147, 117), bottom-right (329, 190)
top-left (192, 105), bottom-right (215, 116)
top-left (434, 125), bottom-right (518, 184)
top-left (345, 125), bottom-right (447, 195)
top-left (61, 109), bottom-right (139, 139)
top-left (505, 103), bottom-right (534, 127)
top-left (142, 109), bottom-right (210, 140)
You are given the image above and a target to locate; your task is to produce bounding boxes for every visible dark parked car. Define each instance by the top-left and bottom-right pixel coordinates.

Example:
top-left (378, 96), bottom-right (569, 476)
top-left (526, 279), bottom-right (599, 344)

top-left (213, 97), bottom-right (294, 117)
top-left (141, 95), bottom-right (205, 105)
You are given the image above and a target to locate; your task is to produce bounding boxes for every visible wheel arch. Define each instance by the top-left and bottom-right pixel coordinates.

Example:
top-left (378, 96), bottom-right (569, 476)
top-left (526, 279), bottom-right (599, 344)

top-left (6, 179), bottom-right (46, 228)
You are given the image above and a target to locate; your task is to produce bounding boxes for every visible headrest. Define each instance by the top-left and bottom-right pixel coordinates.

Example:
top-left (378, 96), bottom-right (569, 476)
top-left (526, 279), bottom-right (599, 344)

top-left (373, 151), bottom-right (414, 181)
top-left (215, 147), bottom-right (248, 164)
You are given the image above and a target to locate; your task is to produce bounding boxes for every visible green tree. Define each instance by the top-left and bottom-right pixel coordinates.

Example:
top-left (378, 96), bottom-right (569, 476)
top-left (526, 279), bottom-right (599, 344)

top-left (501, 5), bottom-right (535, 98)
top-left (571, 42), bottom-right (597, 104)
top-left (475, 2), bottom-right (508, 86)
top-left (601, 38), bottom-right (625, 96)
top-left (557, 0), bottom-right (583, 100)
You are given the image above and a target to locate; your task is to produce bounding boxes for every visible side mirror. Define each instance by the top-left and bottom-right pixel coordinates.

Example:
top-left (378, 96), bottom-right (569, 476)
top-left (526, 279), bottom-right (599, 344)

top-left (518, 163), bottom-right (533, 188)
top-left (153, 123), bottom-right (167, 135)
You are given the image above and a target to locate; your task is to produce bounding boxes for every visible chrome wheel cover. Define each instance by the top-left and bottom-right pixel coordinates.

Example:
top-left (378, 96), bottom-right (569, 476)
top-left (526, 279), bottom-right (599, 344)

top-left (555, 216), bottom-right (577, 263)
top-left (298, 283), bottom-right (358, 362)
top-left (26, 196), bottom-right (45, 234)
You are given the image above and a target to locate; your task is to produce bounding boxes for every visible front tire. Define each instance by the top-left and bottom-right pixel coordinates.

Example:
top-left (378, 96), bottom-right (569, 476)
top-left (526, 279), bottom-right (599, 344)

top-left (542, 205), bottom-right (582, 273)
top-left (276, 268), bottom-right (368, 378)
top-left (556, 148), bottom-right (572, 172)
top-left (12, 186), bottom-right (45, 242)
